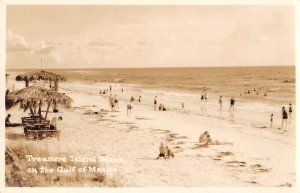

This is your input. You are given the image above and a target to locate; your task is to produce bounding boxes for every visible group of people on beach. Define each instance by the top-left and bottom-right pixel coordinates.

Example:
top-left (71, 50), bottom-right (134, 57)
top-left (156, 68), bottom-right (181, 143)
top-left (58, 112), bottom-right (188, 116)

top-left (241, 87), bottom-right (267, 97)
top-left (156, 130), bottom-right (215, 160)
top-left (101, 85), bottom-right (293, 129)
top-left (108, 94), bottom-right (119, 111)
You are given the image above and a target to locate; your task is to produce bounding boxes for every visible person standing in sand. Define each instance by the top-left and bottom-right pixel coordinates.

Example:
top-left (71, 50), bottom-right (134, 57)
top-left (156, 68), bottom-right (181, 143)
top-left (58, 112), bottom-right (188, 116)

top-left (5, 114), bottom-right (11, 127)
top-left (204, 90), bottom-right (207, 102)
top-left (156, 142), bottom-right (166, 160)
top-left (127, 103), bottom-right (132, 116)
top-left (289, 103), bottom-right (293, 120)
top-left (181, 102), bottom-right (184, 110)
top-left (109, 85), bottom-right (112, 92)
top-left (281, 107), bottom-right (288, 128)
top-left (154, 96), bottom-right (158, 110)
top-left (270, 113), bottom-right (273, 128)
top-left (138, 96), bottom-right (141, 102)
top-left (109, 94), bottom-right (115, 111)
top-left (219, 96), bottom-right (223, 111)
top-left (114, 94), bottom-right (119, 109)
top-left (229, 97), bottom-right (235, 111)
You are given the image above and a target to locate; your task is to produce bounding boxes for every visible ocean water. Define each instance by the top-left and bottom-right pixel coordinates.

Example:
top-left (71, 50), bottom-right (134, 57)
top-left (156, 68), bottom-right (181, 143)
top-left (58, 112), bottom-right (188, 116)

top-left (7, 66), bottom-right (295, 104)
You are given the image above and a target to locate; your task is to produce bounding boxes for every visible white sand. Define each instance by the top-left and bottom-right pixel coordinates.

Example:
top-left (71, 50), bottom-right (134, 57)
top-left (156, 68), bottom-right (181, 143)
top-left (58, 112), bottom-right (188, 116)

top-left (5, 78), bottom-right (295, 187)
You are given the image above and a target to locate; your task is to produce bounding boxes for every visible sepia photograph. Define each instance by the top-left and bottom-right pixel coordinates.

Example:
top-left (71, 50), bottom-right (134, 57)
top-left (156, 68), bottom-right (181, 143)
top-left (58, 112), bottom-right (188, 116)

top-left (2, 1), bottom-right (297, 191)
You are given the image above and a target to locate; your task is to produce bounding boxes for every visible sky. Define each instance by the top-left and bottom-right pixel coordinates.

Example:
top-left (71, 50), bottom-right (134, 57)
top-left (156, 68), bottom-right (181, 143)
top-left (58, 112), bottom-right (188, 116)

top-left (6, 5), bottom-right (295, 69)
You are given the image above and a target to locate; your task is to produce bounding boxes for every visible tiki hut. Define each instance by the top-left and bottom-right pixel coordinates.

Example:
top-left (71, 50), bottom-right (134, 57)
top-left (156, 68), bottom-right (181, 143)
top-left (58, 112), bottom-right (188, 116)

top-left (6, 86), bottom-right (72, 123)
top-left (15, 70), bottom-right (66, 91)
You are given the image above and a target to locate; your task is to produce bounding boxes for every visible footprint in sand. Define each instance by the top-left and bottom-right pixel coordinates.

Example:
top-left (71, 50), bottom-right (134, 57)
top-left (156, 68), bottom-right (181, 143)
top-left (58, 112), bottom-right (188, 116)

top-left (279, 182), bottom-right (292, 187)
top-left (226, 160), bottom-right (247, 167)
top-left (250, 164), bottom-right (271, 173)
top-left (217, 151), bottom-right (234, 158)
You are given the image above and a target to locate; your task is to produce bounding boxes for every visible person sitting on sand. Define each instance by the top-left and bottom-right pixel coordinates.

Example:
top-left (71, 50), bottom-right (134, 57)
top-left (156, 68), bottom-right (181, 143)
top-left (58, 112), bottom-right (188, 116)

top-left (159, 103), bottom-right (167, 111)
top-left (5, 114), bottom-right (11, 126)
top-left (159, 103), bottom-right (163, 111)
top-left (50, 116), bottom-right (62, 130)
top-left (199, 131), bottom-right (212, 145)
top-left (165, 146), bottom-right (174, 158)
top-left (156, 142), bottom-right (166, 160)
top-left (127, 104), bottom-right (132, 116)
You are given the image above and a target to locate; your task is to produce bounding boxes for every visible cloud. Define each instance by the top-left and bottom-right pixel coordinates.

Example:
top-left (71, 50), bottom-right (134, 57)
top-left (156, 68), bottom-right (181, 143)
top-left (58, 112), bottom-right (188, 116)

top-left (34, 41), bottom-right (56, 54)
top-left (6, 30), bottom-right (30, 52)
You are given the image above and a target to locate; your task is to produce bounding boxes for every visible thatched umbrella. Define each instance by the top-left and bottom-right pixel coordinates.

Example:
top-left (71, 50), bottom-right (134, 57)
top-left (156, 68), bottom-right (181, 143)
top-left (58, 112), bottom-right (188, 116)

top-left (6, 86), bottom-right (72, 123)
top-left (15, 70), bottom-right (66, 90)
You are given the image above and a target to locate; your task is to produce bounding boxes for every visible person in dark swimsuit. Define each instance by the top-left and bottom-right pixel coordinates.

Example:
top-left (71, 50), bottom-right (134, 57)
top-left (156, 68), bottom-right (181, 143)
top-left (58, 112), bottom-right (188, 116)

top-left (229, 97), bottom-right (235, 111)
top-left (154, 96), bottom-right (157, 110)
top-left (281, 107), bottom-right (288, 128)
top-left (288, 103), bottom-right (293, 122)
top-left (270, 113), bottom-right (273, 128)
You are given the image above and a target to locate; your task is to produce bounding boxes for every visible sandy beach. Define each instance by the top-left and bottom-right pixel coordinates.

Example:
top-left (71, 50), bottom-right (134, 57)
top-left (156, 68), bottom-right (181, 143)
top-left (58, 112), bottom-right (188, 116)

top-left (5, 67), bottom-right (295, 187)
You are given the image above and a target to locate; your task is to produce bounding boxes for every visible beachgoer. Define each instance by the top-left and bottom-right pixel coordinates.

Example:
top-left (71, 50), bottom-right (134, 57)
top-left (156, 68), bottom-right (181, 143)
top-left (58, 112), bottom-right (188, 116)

top-left (201, 94), bottom-right (204, 102)
top-left (219, 96), bottom-right (222, 111)
top-left (109, 94), bottom-right (115, 111)
top-left (6, 89), bottom-right (10, 96)
top-left (289, 103), bottom-right (293, 121)
top-left (163, 105), bottom-right (167, 111)
top-left (281, 107), bottom-right (288, 127)
top-left (154, 96), bottom-right (157, 110)
top-left (229, 97), bottom-right (235, 111)
top-left (114, 95), bottom-right (119, 109)
top-left (130, 96), bottom-right (135, 102)
top-left (5, 114), bottom-right (11, 126)
top-left (254, 88), bottom-right (256, 92)
top-left (199, 131), bottom-right (211, 145)
top-left (264, 92), bottom-right (267, 96)
top-left (181, 102), bottom-right (184, 110)
top-left (127, 104), bottom-right (132, 116)
top-left (50, 116), bottom-right (62, 130)
top-left (138, 96), bottom-right (141, 102)
top-left (53, 101), bottom-right (58, 113)
top-left (270, 113), bottom-right (273, 128)
top-left (156, 142), bottom-right (166, 160)
top-left (109, 85), bottom-right (112, 92)
top-left (289, 103), bottom-right (293, 114)
top-left (165, 146), bottom-right (174, 158)
top-left (159, 103), bottom-right (163, 111)
top-left (121, 88), bottom-right (123, 93)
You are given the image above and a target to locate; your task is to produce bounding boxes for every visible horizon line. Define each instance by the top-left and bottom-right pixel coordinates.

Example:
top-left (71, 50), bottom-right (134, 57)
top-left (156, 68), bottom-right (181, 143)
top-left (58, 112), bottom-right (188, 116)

top-left (6, 65), bottom-right (295, 70)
